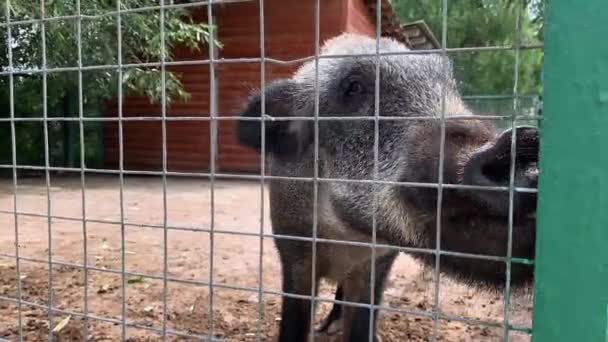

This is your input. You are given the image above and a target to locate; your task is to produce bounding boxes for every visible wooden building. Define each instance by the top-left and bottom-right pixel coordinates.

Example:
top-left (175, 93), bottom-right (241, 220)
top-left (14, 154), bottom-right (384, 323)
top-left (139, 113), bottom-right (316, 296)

top-left (103, 0), bottom-right (439, 173)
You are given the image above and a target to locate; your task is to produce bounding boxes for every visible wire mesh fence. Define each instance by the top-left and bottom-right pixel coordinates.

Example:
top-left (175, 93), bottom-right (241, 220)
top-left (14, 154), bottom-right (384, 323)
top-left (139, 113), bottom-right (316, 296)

top-left (1, 0), bottom-right (544, 341)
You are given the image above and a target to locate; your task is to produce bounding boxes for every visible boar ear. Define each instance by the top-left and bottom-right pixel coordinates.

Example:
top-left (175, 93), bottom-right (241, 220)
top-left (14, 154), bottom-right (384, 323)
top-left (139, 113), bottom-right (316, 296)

top-left (236, 79), bottom-right (313, 160)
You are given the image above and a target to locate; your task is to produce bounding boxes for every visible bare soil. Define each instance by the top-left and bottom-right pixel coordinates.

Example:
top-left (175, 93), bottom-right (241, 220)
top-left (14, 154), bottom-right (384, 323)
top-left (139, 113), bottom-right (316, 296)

top-left (0, 176), bottom-right (533, 341)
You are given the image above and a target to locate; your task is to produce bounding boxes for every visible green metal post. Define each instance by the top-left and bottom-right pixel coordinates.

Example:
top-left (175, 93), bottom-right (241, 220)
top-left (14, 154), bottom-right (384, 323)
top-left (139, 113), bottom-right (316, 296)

top-left (532, 0), bottom-right (608, 341)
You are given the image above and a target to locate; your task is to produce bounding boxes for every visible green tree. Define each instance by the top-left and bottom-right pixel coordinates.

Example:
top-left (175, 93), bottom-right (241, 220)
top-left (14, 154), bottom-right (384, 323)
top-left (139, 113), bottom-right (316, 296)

top-left (1, 1), bottom-right (219, 170)
top-left (393, 0), bottom-right (543, 96)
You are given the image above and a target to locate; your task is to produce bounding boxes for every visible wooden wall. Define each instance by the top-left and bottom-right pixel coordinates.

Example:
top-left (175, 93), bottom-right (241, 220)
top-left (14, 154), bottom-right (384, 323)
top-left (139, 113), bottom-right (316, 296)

top-left (104, 0), bottom-right (375, 173)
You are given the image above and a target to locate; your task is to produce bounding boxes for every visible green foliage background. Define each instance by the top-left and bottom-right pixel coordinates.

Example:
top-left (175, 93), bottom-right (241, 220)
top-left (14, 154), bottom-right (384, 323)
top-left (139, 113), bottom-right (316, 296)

top-left (1, 0), bottom-right (218, 170)
top-left (393, 0), bottom-right (544, 96)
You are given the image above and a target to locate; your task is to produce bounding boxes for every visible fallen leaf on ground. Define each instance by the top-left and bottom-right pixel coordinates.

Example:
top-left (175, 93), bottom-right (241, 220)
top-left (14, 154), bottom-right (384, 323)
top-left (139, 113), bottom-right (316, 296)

top-left (127, 276), bottom-right (145, 284)
top-left (52, 315), bottom-right (71, 333)
top-left (97, 284), bottom-right (111, 294)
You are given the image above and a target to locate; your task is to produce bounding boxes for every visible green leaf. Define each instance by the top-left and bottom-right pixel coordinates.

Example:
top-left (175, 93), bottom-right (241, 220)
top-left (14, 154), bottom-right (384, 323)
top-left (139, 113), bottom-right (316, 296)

top-left (127, 276), bottom-right (145, 284)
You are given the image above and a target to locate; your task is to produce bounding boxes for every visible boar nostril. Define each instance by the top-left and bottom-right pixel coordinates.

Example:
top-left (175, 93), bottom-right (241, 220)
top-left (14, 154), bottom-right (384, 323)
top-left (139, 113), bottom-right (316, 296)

top-left (465, 126), bottom-right (539, 188)
top-left (463, 151), bottom-right (508, 188)
top-left (481, 159), bottom-right (510, 184)
top-left (462, 126), bottom-right (540, 215)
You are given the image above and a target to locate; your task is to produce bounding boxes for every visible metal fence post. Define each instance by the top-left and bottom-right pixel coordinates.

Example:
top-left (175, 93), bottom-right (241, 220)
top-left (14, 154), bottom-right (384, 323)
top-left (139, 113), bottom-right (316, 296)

top-left (533, 0), bottom-right (608, 341)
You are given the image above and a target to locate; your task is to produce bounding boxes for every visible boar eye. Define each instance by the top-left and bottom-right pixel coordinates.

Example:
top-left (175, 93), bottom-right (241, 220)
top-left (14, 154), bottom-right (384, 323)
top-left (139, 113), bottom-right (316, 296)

top-left (345, 80), bottom-right (363, 97)
top-left (336, 74), bottom-right (368, 107)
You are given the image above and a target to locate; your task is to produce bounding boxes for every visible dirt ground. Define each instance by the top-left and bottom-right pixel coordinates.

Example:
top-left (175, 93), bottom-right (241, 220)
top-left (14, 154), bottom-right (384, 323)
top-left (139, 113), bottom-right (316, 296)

top-left (0, 175), bottom-right (533, 341)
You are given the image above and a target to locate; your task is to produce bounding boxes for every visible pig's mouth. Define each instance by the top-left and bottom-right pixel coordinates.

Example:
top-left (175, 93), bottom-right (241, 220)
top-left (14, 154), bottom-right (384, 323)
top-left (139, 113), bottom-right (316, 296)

top-left (410, 201), bottom-right (537, 288)
top-left (410, 218), bottom-right (536, 288)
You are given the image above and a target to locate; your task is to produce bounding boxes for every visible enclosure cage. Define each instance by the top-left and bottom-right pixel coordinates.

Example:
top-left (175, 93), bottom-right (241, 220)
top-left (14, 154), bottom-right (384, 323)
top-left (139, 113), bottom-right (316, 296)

top-left (0, 0), bottom-right (607, 341)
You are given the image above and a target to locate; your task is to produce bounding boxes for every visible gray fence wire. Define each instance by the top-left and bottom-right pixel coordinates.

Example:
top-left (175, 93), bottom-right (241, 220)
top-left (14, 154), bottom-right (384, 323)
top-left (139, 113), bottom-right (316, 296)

top-left (1, 0), bottom-right (542, 341)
